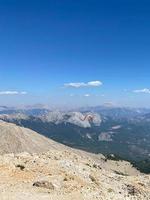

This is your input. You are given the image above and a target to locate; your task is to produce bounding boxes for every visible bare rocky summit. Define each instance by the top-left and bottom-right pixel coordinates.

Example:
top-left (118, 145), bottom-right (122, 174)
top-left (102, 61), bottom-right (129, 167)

top-left (0, 120), bottom-right (149, 200)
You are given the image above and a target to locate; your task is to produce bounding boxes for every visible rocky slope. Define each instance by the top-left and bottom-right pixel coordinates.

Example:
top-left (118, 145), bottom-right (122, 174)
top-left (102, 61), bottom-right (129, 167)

top-left (0, 150), bottom-right (150, 200)
top-left (0, 121), bottom-right (149, 200)
top-left (0, 120), bottom-right (66, 154)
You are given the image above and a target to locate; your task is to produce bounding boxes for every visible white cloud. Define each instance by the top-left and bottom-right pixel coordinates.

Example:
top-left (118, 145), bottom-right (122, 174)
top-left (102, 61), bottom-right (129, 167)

top-left (87, 81), bottom-right (102, 87)
top-left (133, 88), bottom-right (150, 94)
top-left (0, 91), bottom-right (27, 95)
top-left (0, 91), bottom-right (19, 95)
top-left (65, 82), bottom-right (86, 88)
top-left (64, 80), bottom-right (102, 88)
top-left (84, 94), bottom-right (90, 97)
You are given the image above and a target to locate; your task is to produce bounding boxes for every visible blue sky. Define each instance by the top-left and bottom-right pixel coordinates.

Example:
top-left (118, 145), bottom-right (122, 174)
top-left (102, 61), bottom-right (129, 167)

top-left (0, 0), bottom-right (150, 107)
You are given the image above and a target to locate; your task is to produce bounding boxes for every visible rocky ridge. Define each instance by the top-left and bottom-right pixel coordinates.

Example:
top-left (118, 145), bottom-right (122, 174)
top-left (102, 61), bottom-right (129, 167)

top-left (0, 120), bottom-right (66, 154)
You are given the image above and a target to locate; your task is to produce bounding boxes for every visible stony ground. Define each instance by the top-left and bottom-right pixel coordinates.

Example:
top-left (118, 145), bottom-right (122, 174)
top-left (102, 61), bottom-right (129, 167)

top-left (0, 120), bottom-right (149, 200)
top-left (0, 149), bottom-right (149, 200)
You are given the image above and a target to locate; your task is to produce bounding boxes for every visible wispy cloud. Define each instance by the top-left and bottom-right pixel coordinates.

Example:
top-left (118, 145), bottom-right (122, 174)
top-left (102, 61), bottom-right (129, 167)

top-left (87, 81), bottom-right (102, 87)
top-left (84, 94), bottom-right (90, 97)
top-left (0, 91), bottom-right (27, 95)
top-left (20, 91), bottom-right (27, 95)
top-left (64, 80), bottom-right (102, 88)
top-left (133, 88), bottom-right (150, 94)
top-left (70, 94), bottom-right (75, 97)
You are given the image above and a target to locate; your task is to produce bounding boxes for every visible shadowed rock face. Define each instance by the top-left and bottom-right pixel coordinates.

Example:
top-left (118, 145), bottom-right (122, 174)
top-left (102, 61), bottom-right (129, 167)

top-left (0, 120), bottom-right (67, 154)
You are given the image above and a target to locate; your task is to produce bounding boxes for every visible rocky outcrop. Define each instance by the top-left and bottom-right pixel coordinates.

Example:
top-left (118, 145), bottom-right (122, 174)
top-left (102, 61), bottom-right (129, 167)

top-left (41, 111), bottom-right (102, 128)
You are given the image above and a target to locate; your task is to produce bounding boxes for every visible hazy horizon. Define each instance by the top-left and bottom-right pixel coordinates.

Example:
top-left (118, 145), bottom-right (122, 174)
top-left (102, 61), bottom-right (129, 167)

top-left (1, 102), bottom-right (150, 110)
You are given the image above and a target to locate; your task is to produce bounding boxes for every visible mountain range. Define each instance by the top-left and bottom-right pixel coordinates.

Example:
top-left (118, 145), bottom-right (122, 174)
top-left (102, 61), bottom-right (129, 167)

top-left (0, 105), bottom-right (150, 173)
